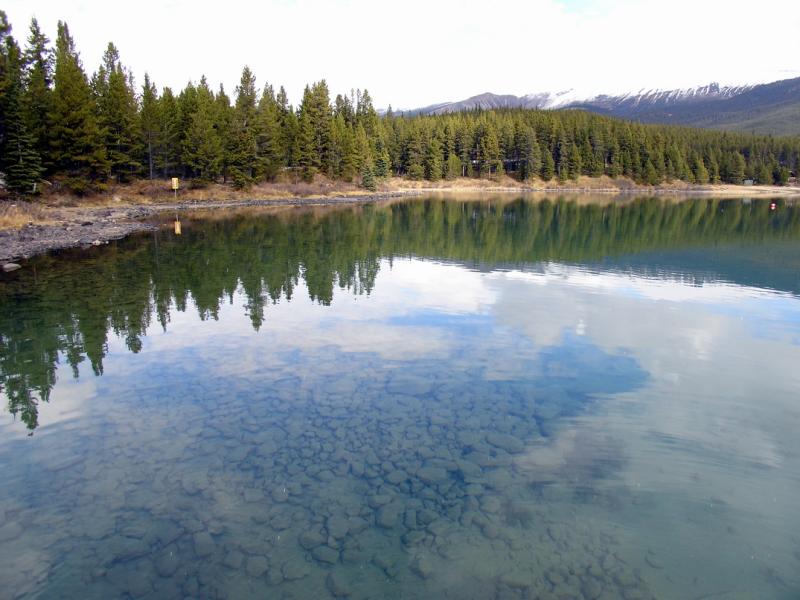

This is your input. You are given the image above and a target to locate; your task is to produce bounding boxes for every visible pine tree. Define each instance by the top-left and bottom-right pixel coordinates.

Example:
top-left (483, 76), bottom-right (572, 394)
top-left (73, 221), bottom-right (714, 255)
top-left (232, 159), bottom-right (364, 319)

top-left (756, 163), bottom-right (772, 185)
top-left (157, 86), bottom-right (180, 177)
top-left (0, 13), bottom-right (42, 193)
top-left (49, 21), bottom-right (108, 192)
top-left (373, 134), bottom-right (391, 178)
top-left (403, 124), bottom-right (425, 180)
top-left (214, 84), bottom-right (232, 182)
top-left (228, 66), bottom-right (258, 188)
top-left (517, 126), bottom-right (541, 181)
top-left (139, 73), bottom-right (160, 179)
top-left (729, 151), bottom-right (745, 184)
top-left (478, 123), bottom-right (502, 177)
top-left (22, 18), bottom-right (52, 173)
top-left (183, 77), bottom-right (222, 183)
top-left (692, 156), bottom-right (710, 184)
top-left (255, 84), bottom-right (281, 181)
top-left (175, 82), bottom-right (198, 176)
top-left (93, 43), bottom-right (140, 182)
top-left (540, 146), bottom-right (555, 181)
top-left (296, 80), bottom-right (332, 179)
top-left (424, 135), bottom-right (442, 181)
top-left (361, 163), bottom-right (376, 191)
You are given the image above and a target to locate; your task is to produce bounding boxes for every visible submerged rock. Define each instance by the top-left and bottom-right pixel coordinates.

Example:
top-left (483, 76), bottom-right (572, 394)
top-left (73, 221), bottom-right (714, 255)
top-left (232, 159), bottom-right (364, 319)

top-left (154, 546), bottom-right (180, 577)
top-left (298, 529), bottom-right (326, 550)
top-left (281, 559), bottom-right (310, 581)
top-left (1, 263), bottom-right (21, 272)
top-left (326, 516), bottom-right (350, 539)
top-left (326, 571), bottom-right (353, 597)
top-left (486, 432), bottom-right (525, 453)
top-left (193, 531), bottom-right (215, 557)
top-left (312, 545), bottom-right (340, 564)
top-left (416, 466), bottom-right (448, 484)
top-left (411, 553), bottom-right (434, 579)
top-left (245, 555), bottom-right (269, 577)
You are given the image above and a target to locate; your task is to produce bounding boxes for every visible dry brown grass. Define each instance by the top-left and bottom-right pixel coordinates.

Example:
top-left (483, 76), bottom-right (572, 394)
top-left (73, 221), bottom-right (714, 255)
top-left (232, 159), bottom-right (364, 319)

top-left (0, 201), bottom-right (55, 229)
top-left (36, 173), bottom-right (369, 207)
top-left (17, 172), bottom-right (800, 212)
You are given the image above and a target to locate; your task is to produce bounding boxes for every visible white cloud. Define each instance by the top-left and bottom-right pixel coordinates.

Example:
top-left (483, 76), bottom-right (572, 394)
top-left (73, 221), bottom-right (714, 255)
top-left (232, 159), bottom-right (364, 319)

top-left (4, 0), bottom-right (798, 108)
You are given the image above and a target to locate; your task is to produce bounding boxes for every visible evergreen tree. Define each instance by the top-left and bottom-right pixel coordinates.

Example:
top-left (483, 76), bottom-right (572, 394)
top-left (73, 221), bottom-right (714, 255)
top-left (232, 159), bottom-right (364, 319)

top-left (360, 162), bottom-right (376, 191)
top-left (228, 66), bottom-right (258, 188)
top-left (255, 84), bottom-right (282, 181)
top-left (139, 73), bottom-right (160, 179)
top-left (93, 43), bottom-right (140, 182)
top-left (403, 124), bottom-right (425, 180)
top-left (424, 135), bottom-right (442, 181)
top-left (182, 77), bottom-right (222, 183)
top-left (692, 156), bottom-right (710, 184)
top-left (478, 123), bottom-right (502, 177)
top-left (728, 152), bottom-right (745, 184)
top-left (157, 86), bottom-right (180, 177)
top-left (756, 163), bottom-right (772, 185)
top-left (214, 84), bottom-right (232, 182)
top-left (297, 80), bottom-right (332, 180)
top-left (175, 82), bottom-right (198, 176)
top-left (517, 126), bottom-right (541, 181)
top-left (373, 134), bottom-right (391, 178)
top-left (0, 13), bottom-right (42, 193)
top-left (22, 18), bottom-right (52, 172)
top-left (540, 146), bottom-right (555, 181)
top-left (49, 21), bottom-right (108, 192)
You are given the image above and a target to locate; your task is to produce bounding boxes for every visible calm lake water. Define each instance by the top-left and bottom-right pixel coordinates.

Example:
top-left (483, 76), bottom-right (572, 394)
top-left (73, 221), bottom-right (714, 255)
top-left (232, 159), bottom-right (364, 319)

top-left (1, 195), bottom-right (799, 599)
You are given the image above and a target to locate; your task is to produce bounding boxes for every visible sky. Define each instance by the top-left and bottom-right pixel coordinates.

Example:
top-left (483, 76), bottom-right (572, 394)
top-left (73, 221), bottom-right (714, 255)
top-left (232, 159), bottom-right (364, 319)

top-left (5, 0), bottom-right (800, 109)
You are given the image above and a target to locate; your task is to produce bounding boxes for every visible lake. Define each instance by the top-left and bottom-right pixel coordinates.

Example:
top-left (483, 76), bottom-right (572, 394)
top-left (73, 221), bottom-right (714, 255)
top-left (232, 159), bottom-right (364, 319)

top-left (1, 194), bottom-right (799, 599)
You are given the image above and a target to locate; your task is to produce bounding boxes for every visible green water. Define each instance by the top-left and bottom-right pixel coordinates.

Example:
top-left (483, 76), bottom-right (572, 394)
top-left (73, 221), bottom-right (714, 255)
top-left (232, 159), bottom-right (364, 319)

top-left (1, 195), bottom-right (799, 599)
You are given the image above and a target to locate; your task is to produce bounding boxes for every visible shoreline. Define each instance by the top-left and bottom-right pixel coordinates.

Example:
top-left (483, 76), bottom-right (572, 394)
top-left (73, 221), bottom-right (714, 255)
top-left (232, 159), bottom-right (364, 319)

top-left (1, 184), bottom-right (798, 265)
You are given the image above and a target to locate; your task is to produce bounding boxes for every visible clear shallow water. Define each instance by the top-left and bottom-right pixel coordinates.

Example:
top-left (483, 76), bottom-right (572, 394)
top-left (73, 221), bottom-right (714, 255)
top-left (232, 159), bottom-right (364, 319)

top-left (1, 195), bottom-right (799, 599)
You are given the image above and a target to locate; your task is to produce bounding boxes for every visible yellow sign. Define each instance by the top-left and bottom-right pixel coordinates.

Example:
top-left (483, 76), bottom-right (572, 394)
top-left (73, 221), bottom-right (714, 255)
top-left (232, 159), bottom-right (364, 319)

top-left (171, 177), bottom-right (180, 190)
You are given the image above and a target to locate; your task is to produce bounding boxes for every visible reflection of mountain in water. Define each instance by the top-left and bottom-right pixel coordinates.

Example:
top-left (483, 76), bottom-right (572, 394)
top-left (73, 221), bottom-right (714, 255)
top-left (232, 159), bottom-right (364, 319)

top-left (1, 196), bottom-right (799, 432)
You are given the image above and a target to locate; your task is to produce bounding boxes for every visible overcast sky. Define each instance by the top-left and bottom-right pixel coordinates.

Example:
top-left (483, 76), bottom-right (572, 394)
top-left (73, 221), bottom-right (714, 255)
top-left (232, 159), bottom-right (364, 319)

top-left (5, 0), bottom-right (800, 109)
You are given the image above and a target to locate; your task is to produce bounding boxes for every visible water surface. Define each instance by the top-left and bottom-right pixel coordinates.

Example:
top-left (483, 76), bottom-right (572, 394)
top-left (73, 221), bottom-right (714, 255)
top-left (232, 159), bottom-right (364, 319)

top-left (1, 195), bottom-right (799, 599)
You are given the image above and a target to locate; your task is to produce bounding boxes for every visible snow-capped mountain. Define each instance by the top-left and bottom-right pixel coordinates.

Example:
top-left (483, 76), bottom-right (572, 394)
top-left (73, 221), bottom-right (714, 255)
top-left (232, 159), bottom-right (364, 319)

top-left (403, 77), bottom-right (800, 135)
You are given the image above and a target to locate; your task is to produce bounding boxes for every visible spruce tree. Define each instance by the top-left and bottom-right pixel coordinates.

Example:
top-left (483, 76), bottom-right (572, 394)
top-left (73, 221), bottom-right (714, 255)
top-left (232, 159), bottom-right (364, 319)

top-left (729, 152), bottom-right (745, 184)
top-left (49, 21), bottom-right (108, 192)
top-left (424, 135), bottom-right (442, 181)
top-left (541, 147), bottom-right (555, 181)
top-left (182, 77), bottom-right (222, 183)
top-left (517, 126), bottom-right (541, 181)
top-left (22, 18), bottom-right (52, 173)
top-left (228, 66), bottom-right (258, 188)
top-left (157, 86), bottom-right (180, 177)
top-left (255, 84), bottom-right (281, 181)
top-left (478, 124), bottom-right (502, 177)
top-left (139, 73), bottom-right (160, 179)
top-left (93, 43), bottom-right (140, 181)
top-left (297, 80), bottom-right (332, 178)
top-left (0, 13), bottom-right (42, 194)
top-left (214, 84), bottom-right (232, 182)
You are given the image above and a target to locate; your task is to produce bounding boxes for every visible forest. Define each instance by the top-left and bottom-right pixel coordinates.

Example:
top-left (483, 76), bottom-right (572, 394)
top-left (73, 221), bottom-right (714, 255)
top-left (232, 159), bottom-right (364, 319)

top-left (3, 196), bottom-right (800, 431)
top-left (1, 12), bottom-right (800, 196)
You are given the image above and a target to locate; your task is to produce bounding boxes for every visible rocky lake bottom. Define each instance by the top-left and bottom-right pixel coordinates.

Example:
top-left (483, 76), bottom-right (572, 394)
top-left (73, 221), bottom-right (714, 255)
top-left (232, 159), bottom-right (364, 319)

top-left (1, 196), bottom-right (799, 599)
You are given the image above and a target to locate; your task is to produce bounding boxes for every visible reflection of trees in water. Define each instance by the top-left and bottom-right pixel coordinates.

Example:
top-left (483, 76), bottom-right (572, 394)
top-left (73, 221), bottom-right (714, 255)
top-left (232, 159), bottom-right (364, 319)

top-left (1, 196), bottom-right (798, 432)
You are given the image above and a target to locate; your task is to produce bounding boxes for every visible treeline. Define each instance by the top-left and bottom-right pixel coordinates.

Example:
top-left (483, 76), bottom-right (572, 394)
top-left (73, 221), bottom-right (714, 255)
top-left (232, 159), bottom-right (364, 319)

top-left (2, 12), bottom-right (800, 196)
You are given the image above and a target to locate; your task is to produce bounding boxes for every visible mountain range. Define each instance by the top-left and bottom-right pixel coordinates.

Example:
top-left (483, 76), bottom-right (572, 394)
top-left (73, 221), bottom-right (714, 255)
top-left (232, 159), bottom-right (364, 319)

top-left (404, 77), bottom-right (800, 135)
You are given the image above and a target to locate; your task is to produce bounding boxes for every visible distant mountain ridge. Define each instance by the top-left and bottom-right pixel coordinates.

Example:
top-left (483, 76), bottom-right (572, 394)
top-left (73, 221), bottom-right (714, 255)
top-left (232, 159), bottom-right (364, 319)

top-left (404, 77), bottom-right (800, 135)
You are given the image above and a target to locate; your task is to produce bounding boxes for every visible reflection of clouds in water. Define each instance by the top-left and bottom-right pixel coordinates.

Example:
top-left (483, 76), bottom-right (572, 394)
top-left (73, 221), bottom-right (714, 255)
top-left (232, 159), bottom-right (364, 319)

top-left (488, 264), bottom-right (800, 494)
top-left (514, 428), bottom-right (625, 485)
top-left (0, 371), bottom-right (98, 439)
